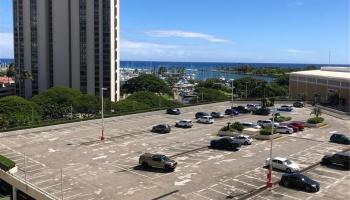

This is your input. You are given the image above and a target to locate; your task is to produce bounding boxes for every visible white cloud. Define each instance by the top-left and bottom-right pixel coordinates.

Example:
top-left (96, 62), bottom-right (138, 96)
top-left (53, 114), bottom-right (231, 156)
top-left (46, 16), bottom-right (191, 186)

top-left (286, 48), bottom-right (313, 54)
top-left (145, 30), bottom-right (229, 43)
top-left (0, 33), bottom-right (13, 58)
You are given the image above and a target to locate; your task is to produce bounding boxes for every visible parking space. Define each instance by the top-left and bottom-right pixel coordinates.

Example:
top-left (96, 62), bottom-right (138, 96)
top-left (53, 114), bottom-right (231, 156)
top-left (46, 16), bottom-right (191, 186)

top-left (0, 101), bottom-right (349, 200)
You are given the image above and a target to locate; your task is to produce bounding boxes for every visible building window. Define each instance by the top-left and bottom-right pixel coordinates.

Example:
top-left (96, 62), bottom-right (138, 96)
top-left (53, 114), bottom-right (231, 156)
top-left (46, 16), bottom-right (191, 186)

top-left (30, 0), bottom-right (38, 95)
top-left (80, 0), bottom-right (87, 93)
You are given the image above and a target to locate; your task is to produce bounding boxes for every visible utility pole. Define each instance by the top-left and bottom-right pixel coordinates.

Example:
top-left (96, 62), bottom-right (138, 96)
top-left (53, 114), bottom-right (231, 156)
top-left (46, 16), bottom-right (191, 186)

top-left (24, 153), bottom-right (27, 191)
top-left (70, 104), bottom-right (73, 120)
top-left (101, 88), bottom-right (107, 141)
top-left (61, 168), bottom-right (63, 200)
top-left (230, 79), bottom-right (234, 107)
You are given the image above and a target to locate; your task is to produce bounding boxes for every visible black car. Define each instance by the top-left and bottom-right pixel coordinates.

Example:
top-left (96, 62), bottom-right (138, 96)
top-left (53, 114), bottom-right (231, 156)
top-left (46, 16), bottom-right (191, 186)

top-left (280, 173), bottom-right (320, 192)
top-left (195, 112), bottom-right (209, 119)
top-left (151, 124), bottom-right (171, 133)
top-left (232, 106), bottom-right (250, 113)
top-left (321, 152), bottom-right (350, 169)
top-left (225, 109), bottom-right (239, 116)
top-left (210, 112), bottom-right (224, 118)
top-left (210, 137), bottom-right (241, 150)
top-left (330, 133), bottom-right (350, 145)
top-left (293, 101), bottom-right (304, 108)
top-left (166, 108), bottom-right (181, 115)
top-left (252, 108), bottom-right (271, 115)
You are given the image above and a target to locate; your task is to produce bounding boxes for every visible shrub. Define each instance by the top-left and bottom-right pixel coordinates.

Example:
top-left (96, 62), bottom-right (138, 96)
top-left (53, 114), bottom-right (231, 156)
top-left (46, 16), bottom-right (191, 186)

top-left (307, 117), bottom-right (324, 124)
top-left (0, 155), bottom-right (16, 171)
top-left (126, 91), bottom-right (181, 108)
top-left (195, 87), bottom-right (229, 102)
top-left (260, 128), bottom-right (276, 135)
top-left (111, 100), bottom-right (151, 113)
top-left (220, 122), bottom-right (243, 132)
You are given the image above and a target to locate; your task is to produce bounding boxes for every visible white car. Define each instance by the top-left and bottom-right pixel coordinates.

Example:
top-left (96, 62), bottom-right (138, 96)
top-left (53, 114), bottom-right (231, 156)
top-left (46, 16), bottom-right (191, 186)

top-left (175, 120), bottom-right (193, 128)
top-left (233, 135), bottom-right (253, 145)
top-left (276, 125), bottom-right (294, 134)
top-left (197, 116), bottom-right (214, 124)
top-left (257, 120), bottom-right (279, 128)
top-left (265, 157), bottom-right (300, 173)
top-left (277, 105), bottom-right (293, 112)
top-left (240, 122), bottom-right (262, 129)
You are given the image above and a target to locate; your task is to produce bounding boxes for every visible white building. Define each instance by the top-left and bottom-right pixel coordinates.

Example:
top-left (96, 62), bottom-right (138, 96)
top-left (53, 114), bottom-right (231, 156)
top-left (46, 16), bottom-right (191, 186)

top-left (13, 0), bottom-right (120, 101)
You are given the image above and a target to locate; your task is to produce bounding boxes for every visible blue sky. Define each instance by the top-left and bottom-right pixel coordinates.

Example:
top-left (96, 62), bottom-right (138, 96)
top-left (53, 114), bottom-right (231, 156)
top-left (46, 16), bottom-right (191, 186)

top-left (0, 0), bottom-right (349, 64)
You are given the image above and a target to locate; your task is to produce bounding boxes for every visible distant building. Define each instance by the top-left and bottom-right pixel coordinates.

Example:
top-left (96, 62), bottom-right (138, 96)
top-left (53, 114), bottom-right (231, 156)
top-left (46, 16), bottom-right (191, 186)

top-left (289, 67), bottom-right (350, 112)
top-left (13, 0), bottom-right (120, 101)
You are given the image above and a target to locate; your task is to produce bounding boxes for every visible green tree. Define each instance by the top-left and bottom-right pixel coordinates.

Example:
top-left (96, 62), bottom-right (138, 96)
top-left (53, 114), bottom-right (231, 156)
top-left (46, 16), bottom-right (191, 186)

top-left (0, 96), bottom-right (41, 128)
top-left (31, 87), bottom-right (83, 119)
top-left (158, 66), bottom-right (167, 75)
top-left (111, 100), bottom-right (151, 113)
top-left (310, 107), bottom-right (322, 118)
top-left (121, 74), bottom-right (172, 95)
top-left (126, 91), bottom-right (181, 108)
top-left (195, 87), bottom-right (229, 102)
top-left (74, 94), bottom-right (100, 117)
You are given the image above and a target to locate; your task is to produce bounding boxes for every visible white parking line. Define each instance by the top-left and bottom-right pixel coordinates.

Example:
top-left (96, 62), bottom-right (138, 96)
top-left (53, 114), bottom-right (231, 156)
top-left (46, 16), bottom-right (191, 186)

top-left (192, 192), bottom-right (213, 200)
top-left (232, 178), bottom-right (259, 189)
top-left (271, 190), bottom-right (300, 200)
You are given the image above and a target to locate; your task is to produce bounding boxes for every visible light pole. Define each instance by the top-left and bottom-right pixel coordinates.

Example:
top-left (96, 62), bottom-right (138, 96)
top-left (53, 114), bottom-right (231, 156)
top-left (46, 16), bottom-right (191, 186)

top-left (267, 107), bottom-right (275, 188)
top-left (101, 88), bottom-right (107, 141)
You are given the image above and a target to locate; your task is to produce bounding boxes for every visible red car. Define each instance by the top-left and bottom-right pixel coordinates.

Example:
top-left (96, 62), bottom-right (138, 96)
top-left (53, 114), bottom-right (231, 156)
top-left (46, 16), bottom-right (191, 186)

top-left (289, 122), bottom-right (305, 131)
top-left (281, 123), bottom-right (299, 132)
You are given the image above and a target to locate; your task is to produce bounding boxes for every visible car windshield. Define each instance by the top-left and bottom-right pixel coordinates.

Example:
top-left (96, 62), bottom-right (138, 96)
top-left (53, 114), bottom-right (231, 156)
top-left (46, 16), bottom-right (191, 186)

top-left (161, 155), bottom-right (170, 161)
top-left (284, 160), bottom-right (292, 165)
top-left (299, 174), bottom-right (312, 182)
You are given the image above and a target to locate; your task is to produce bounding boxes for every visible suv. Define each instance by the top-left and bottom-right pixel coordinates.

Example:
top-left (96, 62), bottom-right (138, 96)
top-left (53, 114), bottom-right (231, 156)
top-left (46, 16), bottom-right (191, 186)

top-left (139, 153), bottom-right (177, 171)
top-left (233, 135), bottom-right (253, 145)
top-left (151, 124), bottom-right (171, 133)
top-left (166, 108), bottom-right (180, 115)
top-left (257, 120), bottom-right (279, 128)
top-left (232, 106), bottom-right (250, 113)
top-left (211, 112), bottom-right (224, 118)
top-left (322, 152), bottom-right (350, 169)
top-left (252, 108), bottom-right (271, 115)
top-left (195, 112), bottom-right (209, 119)
top-left (175, 120), bottom-right (193, 128)
top-left (276, 125), bottom-right (294, 134)
top-left (280, 173), bottom-right (320, 192)
top-left (225, 109), bottom-right (239, 116)
top-left (330, 133), bottom-right (350, 145)
top-left (240, 122), bottom-right (261, 129)
top-left (210, 137), bottom-right (241, 150)
top-left (197, 116), bottom-right (214, 124)
top-left (277, 105), bottom-right (293, 112)
top-left (293, 101), bottom-right (304, 108)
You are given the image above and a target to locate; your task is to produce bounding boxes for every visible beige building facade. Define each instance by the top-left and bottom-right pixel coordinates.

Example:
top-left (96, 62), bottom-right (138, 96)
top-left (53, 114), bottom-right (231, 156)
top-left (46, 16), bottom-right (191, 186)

top-left (289, 67), bottom-right (350, 112)
top-left (13, 0), bottom-right (120, 101)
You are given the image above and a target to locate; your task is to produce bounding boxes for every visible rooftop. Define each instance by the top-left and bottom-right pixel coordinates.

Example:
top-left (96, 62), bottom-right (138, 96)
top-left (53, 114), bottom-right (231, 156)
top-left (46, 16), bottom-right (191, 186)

top-left (290, 66), bottom-right (350, 81)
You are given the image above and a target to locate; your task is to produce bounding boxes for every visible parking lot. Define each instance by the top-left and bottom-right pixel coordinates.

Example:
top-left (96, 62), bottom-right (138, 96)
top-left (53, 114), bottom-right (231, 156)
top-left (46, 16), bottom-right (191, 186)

top-left (0, 101), bottom-right (349, 200)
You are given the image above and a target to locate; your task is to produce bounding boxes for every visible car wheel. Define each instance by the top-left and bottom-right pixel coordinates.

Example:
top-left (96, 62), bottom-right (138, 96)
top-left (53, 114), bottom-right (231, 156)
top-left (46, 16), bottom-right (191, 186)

top-left (286, 168), bottom-right (292, 173)
top-left (283, 180), bottom-right (289, 187)
top-left (141, 162), bottom-right (148, 168)
top-left (244, 141), bottom-right (248, 145)
top-left (306, 186), bottom-right (311, 192)
top-left (165, 165), bottom-right (174, 172)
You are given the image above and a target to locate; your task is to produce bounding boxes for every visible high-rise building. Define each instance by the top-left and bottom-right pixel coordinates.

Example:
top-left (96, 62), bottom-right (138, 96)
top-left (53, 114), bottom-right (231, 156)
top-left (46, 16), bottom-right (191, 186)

top-left (13, 0), bottom-right (120, 101)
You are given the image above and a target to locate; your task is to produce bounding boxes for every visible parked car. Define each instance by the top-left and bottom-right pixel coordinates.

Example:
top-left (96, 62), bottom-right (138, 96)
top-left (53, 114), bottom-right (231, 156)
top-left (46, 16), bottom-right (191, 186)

top-left (257, 120), bottom-right (279, 128)
top-left (139, 153), bottom-right (177, 171)
top-left (265, 157), bottom-right (300, 173)
top-left (210, 137), bottom-right (241, 150)
top-left (252, 108), bottom-right (271, 115)
top-left (321, 152), bottom-right (350, 169)
top-left (279, 173), bottom-right (320, 192)
top-left (151, 124), bottom-right (171, 133)
top-left (232, 106), bottom-right (250, 113)
top-left (289, 122), bottom-right (305, 131)
top-left (211, 112), bottom-right (225, 118)
top-left (197, 116), bottom-right (214, 124)
top-left (175, 120), bottom-right (193, 128)
top-left (276, 125), bottom-right (294, 134)
top-left (287, 124), bottom-right (299, 132)
top-left (233, 135), bottom-right (253, 145)
top-left (293, 101), bottom-right (304, 108)
top-left (166, 108), bottom-right (180, 115)
top-left (330, 133), bottom-right (350, 145)
top-left (195, 112), bottom-right (209, 119)
top-left (247, 104), bottom-right (260, 111)
top-left (240, 122), bottom-right (261, 129)
top-left (277, 105), bottom-right (293, 112)
top-left (225, 109), bottom-right (239, 116)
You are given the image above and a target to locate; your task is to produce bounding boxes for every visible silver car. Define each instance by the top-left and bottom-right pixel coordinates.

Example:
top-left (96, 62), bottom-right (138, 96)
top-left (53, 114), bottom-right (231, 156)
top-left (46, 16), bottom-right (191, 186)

top-left (265, 157), bottom-right (300, 173)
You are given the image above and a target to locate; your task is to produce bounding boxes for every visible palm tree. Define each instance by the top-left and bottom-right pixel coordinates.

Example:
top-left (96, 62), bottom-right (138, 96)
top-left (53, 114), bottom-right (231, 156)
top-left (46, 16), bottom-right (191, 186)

top-left (310, 107), bottom-right (322, 118)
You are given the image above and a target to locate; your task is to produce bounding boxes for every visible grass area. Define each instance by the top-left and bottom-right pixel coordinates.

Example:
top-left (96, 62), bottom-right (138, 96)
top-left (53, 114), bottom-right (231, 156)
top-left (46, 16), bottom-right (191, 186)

top-left (0, 155), bottom-right (15, 171)
top-left (307, 117), bottom-right (324, 124)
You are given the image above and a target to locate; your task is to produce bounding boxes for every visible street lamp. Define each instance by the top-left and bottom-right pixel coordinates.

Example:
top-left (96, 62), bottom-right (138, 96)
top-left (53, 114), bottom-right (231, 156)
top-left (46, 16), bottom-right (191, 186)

top-left (267, 106), bottom-right (276, 188)
top-left (101, 87), bottom-right (108, 141)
